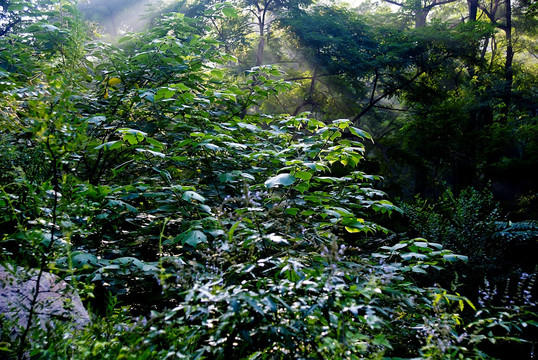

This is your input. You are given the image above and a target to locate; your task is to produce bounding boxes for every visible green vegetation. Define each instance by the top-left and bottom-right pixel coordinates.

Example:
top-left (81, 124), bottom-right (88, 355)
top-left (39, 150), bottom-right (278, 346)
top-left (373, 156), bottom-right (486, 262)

top-left (0, 0), bottom-right (536, 359)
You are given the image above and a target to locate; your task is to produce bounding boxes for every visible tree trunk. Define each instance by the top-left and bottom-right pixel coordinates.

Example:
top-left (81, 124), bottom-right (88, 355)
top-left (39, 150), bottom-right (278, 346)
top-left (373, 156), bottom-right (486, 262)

top-left (255, 2), bottom-right (267, 66)
top-left (502, 0), bottom-right (513, 118)
top-left (415, 10), bottom-right (428, 27)
top-left (293, 66), bottom-right (318, 115)
top-left (256, 34), bottom-right (265, 66)
top-left (468, 0), bottom-right (479, 21)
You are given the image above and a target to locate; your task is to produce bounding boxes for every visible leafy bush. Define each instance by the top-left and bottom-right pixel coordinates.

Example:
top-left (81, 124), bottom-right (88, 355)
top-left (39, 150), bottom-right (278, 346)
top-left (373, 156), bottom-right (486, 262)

top-left (402, 188), bottom-right (507, 286)
top-left (1, 2), bottom-right (536, 359)
top-left (402, 188), bottom-right (538, 288)
top-left (402, 189), bottom-right (538, 358)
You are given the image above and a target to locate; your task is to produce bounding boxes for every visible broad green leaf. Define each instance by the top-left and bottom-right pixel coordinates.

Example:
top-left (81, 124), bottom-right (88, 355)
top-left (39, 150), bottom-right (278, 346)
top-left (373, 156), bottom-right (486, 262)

top-left (123, 202), bottom-right (138, 213)
top-left (8, 3), bottom-right (26, 11)
top-left (294, 182), bottom-right (310, 193)
top-left (182, 230), bottom-right (207, 247)
top-left (401, 252), bottom-right (428, 260)
top-left (145, 137), bottom-right (165, 149)
top-left (118, 128), bottom-right (146, 145)
top-left (350, 127), bottom-right (373, 141)
top-left (210, 69), bottom-right (225, 79)
top-left (414, 242), bottom-right (429, 248)
top-left (136, 148), bottom-right (165, 158)
top-left (173, 83), bottom-right (190, 91)
top-left (72, 253), bottom-right (99, 269)
top-left (238, 122), bottom-right (261, 132)
top-left (87, 116), bottom-right (106, 125)
top-left (267, 234), bottom-right (288, 244)
top-left (118, 35), bottom-right (133, 43)
top-left (155, 88), bottom-right (175, 100)
top-left (219, 172), bottom-right (235, 183)
top-left (411, 266), bottom-right (428, 274)
top-left (465, 298), bottom-right (477, 311)
top-left (333, 119), bottom-right (351, 129)
top-left (371, 200), bottom-right (401, 214)
top-left (285, 208), bottom-right (299, 215)
top-left (381, 243), bottom-right (408, 252)
top-left (342, 218), bottom-right (366, 233)
top-left (199, 204), bottom-right (212, 213)
top-left (345, 226), bottom-right (366, 233)
top-left (329, 131), bottom-right (342, 141)
top-left (324, 209), bottom-right (341, 218)
top-left (331, 207), bottom-right (353, 216)
top-left (443, 254), bottom-right (468, 262)
top-left (113, 257), bottom-right (145, 269)
top-left (182, 190), bottom-right (205, 202)
top-left (295, 170), bottom-right (312, 180)
top-left (95, 141), bottom-right (122, 150)
top-left (222, 6), bottom-right (238, 18)
top-left (201, 143), bottom-right (221, 151)
top-left (38, 24), bottom-right (60, 32)
top-left (224, 142), bottom-right (247, 150)
top-left (240, 173), bottom-right (255, 181)
top-left (372, 335), bottom-right (392, 348)
top-left (108, 77), bottom-right (121, 86)
top-left (140, 91), bottom-right (155, 102)
top-left (265, 173), bottom-right (296, 188)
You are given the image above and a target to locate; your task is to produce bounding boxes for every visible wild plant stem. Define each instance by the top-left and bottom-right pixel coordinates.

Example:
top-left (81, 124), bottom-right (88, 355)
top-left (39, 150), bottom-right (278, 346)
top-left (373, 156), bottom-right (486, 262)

top-left (16, 137), bottom-right (60, 360)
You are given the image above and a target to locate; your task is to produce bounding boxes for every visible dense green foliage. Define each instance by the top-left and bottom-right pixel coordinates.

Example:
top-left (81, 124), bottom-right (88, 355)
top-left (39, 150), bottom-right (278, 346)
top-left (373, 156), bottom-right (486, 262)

top-left (0, 0), bottom-right (536, 359)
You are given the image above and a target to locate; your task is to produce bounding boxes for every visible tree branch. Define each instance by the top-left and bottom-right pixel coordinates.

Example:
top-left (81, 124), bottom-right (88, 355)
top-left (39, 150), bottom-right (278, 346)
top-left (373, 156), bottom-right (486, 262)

top-left (383, 0), bottom-right (404, 7)
top-left (352, 70), bottom-right (423, 125)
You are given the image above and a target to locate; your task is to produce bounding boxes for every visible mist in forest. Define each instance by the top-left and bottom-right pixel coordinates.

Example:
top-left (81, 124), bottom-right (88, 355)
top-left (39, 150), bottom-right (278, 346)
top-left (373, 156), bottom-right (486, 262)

top-left (78, 0), bottom-right (161, 37)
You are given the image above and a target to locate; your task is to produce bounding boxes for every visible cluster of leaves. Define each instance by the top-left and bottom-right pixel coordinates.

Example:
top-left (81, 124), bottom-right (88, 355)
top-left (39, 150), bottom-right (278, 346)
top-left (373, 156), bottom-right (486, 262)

top-left (403, 188), bottom-right (538, 285)
top-left (403, 188), bottom-right (503, 276)
top-left (401, 188), bottom-right (538, 358)
top-left (0, 1), bottom-right (537, 359)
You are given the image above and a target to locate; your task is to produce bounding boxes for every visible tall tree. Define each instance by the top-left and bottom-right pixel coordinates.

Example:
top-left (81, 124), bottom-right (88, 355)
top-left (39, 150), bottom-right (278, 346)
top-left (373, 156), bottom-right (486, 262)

top-left (281, 6), bottom-right (487, 123)
top-left (383, 0), bottom-right (459, 27)
top-left (241, 0), bottom-right (312, 65)
top-left (185, 0), bottom-right (312, 66)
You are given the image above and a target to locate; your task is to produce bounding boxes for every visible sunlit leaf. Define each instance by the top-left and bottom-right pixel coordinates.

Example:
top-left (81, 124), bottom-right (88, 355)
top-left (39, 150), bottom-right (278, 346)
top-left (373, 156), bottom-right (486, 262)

top-left (222, 6), bottom-right (238, 18)
top-left (401, 252), bottom-right (428, 260)
top-left (265, 173), bottom-right (296, 188)
top-left (108, 77), bottom-right (121, 86)
top-left (443, 254), bottom-right (469, 262)
top-left (381, 243), bottom-right (408, 252)
top-left (95, 141), bottom-right (122, 150)
top-left (295, 171), bottom-right (312, 180)
top-left (350, 127), bottom-right (373, 141)
top-left (136, 148), bottom-right (165, 158)
top-left (182, 190), bottom-right (205, 202)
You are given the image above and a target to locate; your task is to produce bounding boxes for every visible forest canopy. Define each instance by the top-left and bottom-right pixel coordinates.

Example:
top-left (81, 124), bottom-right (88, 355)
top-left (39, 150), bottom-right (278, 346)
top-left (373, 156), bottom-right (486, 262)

top-left (0, 0), bottom-right (537, 359)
